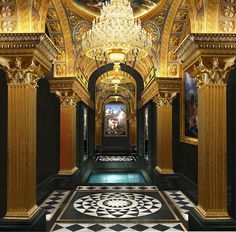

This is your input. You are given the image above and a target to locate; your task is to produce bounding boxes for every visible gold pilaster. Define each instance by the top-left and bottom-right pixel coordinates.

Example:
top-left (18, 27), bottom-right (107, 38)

top-left (130, 119), bottom-right (137, 147)
top-left (49, 78), bottom-right (83, 175)
top-left (59, 104), bottom-right (78, 175)
top-left (143, 78), bottom-right (181, 174)
top-left (196, 83), bottom-right (229, 219)
top-left (154, 91), bottom-right (179, 174)
top-left (175, 33), bottom-right (236, 220)
top-left (0, 35), bottom-right (58, 220)
top-left (95, 119), bottom-right (102, 146)
top-left (155, 105), bottom-right (173, 174)
top-left (5, 83), bottom-right (39, 219)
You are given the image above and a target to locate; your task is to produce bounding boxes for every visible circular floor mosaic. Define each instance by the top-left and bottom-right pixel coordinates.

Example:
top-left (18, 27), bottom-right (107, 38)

top-left (73, 192), bottom-right (162, 218)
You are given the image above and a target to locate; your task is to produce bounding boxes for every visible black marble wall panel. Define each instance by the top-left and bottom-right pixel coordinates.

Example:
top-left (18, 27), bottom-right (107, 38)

top-left (36, 78), bottom-right (60, 187)
top-left (172, 94), bottom-right (198, 184)
top-left (227, 68), bottom-right (236, 220)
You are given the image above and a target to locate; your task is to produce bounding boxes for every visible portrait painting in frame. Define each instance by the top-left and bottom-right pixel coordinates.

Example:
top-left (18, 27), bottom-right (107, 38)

top-left (180, 72), bottom-right (198, 144)
top-left (104, 103), bottom-right (127, 137)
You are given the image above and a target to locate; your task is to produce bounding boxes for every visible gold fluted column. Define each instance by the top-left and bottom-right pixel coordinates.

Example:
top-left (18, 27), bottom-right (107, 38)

top-left (154, 92), bottom-right (177, 174)
top-left (139, 77), bottom-right (181, 174)
top-left (130, 118), bottom-right (137, 148)
top-left (49, 78), bottom-right (91, 176)
top-left (196, 82), bottom-right (229, 219)
top-left (0, 34), bottom-right (58, 222)
top-left (95, 118), bottom-right (102, 147)
top-left (56, 91), bottom-right (79, 175)
top-left (59, 103), bottom-right (78, 175)
top-left (6, 83), bottom-right (38, 219)
top-left (3, 58), bottom-right (48, 219)
top-left (175, 34), bottom-right (236, 222)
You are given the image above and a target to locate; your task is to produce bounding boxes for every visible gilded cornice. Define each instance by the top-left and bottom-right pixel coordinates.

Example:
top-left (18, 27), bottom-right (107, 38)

top-left (0, 33), bottom-right (59, 71)
top-left (49, 77), bottom-right (93, 108)
top-left (175, 33), bottom-right (236, 69)
top-left (139, 77), bottom-right (181, 108)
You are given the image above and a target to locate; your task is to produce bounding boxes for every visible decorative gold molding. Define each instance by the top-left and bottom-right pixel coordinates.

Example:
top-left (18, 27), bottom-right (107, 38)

top-left (175, 33), bottom-right (236, 69)
top-left (139, 77), bottom-right (181, 108)
top-left (0, 33), bottom-right (59, 71)
top-left (49, 77), bottom-right (92, 107)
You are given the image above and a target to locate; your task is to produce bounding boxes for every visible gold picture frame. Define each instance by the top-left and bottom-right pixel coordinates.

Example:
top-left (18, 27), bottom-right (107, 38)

top-left (180, 72), bottom-right (198, 145)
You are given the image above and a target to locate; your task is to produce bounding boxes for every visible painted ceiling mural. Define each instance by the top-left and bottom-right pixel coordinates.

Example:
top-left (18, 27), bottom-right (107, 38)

top-left (71, 0), bottom-right (162, 18)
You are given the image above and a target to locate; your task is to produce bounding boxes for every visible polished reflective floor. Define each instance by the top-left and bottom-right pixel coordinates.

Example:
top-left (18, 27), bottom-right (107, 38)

top-left (87, 172), bottom-right (146, 184)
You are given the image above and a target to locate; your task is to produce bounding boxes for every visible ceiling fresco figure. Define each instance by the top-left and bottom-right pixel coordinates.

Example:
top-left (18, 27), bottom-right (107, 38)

top-left (72, 0), bottom-right (161, 17)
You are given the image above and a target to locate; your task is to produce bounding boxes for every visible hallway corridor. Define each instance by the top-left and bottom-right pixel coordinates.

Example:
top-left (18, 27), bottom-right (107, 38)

top-left (39, 155), bottom-right (195, 232)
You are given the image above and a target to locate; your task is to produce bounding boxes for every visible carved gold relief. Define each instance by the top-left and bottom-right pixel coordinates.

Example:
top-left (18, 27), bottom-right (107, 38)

top-left (167, 64), bottom-right (178, 76)
top-left (221, 5), bottom-right (235, 17)
top-left (53, 35), bottom-right (64, 46)
top-left (172, 22), bottom-right (184, 32)
top-left (220, 20), bottom-right (235, 32)
top-left (55, 63), bottom-right (66, 76)
top-left (170, 36), bottom-right (180, 46)
top-left (50, 22), bottom-right (61, 32)
top-left (168, 50), bottom-right (177, 61)
top-left (47, 9), bottom-right (57, 19)
top-left (56, 48), bottom-right (65, 61)
top-left (0, 5), bottom-right (15, 17)
top-left (1, 20), bottom-right (16, 32)
top-left (176, 10), bottom-right (188, 20)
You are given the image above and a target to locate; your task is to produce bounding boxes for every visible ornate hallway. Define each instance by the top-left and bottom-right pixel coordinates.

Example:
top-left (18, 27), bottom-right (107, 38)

top-left (0, 0), bottom-right (235, 231)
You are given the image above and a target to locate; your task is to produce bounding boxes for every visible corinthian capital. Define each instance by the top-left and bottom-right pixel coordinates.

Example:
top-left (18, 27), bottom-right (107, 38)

top-left (5, 57), bottom-right (43, 87)
top-left (154, 92), bottom-right (177, 108)
top-left (55, 90), bottom-right (80, 106)
top-left (192, 57), bottom-right (236, 87)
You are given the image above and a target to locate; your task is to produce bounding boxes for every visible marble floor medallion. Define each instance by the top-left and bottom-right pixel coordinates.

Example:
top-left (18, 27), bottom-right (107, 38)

top-left (73, 192), bottom-right (162, 218)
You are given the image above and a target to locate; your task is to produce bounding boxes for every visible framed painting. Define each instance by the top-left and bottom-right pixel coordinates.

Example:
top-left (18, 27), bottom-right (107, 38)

top-left (180, 72), bottom-right (198, 145)
top-left (104, 103), bottom-right (127, 137)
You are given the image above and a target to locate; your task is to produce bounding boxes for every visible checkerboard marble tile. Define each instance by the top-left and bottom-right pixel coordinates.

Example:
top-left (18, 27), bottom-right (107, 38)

top-left (164, 191), bottom-right (195, 220)
top-left (40, 190), bottom-right (70, 221)
top-left (52, 222), bottom-right (185, 231)
top-left (96, 156), bottom-right (136, 162)
top-left (76, 185), bottom-right (158, 192)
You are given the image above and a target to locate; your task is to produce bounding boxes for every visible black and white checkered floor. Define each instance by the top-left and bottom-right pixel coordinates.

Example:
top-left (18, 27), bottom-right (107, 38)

top-left (40, 186), bottom-right (195, 231)
top-left (52, 222), bottom-right (185, 231)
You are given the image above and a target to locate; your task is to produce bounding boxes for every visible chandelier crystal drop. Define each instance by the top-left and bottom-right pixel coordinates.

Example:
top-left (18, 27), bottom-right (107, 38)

top-left (82, 0), bottom-right (152, 65)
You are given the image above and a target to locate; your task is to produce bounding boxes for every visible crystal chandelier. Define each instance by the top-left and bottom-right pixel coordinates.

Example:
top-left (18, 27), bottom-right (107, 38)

top-left (82, 0), bottom-right (152, 68)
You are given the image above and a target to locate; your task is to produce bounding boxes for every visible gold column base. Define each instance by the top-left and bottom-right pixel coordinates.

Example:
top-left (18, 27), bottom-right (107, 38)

top-left (195, 205), bottom-right (230, 220)
top-left (4, 205), bottom-right (39, 220)
top-left (58, 167), bottom-right (78, 176)
top-left (155, 166), bottom-right (174, 174)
